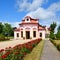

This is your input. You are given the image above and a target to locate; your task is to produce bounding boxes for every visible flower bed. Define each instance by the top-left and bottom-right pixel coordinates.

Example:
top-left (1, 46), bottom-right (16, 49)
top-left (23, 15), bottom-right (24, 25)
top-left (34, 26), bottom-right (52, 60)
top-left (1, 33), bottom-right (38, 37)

top-left (0, 38), bottom-right (41, 60)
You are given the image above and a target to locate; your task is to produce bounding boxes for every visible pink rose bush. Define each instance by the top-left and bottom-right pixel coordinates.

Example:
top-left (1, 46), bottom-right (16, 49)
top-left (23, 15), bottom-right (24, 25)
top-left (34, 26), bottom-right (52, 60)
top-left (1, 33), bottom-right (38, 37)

top-left (0, 38), bottom-right (41, 60)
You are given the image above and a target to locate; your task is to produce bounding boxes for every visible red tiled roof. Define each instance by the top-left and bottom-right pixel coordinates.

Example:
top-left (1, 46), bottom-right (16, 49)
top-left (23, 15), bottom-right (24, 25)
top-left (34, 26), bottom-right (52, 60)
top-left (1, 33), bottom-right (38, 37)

top-left (38, 26), bottom-right (45, 30)
top-left (21, 20), bottom-right (38, 24)
top-left (25, 16), bottom-right (38, 20)
top-left (14, 28), bottom-right (20, 31)
top-left (19, 16), bottom-right (39, 24)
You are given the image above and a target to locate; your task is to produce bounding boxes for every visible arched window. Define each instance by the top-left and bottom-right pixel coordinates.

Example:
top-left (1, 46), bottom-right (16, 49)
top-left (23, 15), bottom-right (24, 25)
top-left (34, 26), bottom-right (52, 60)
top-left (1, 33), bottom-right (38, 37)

top-left (33, 31), bottom-right (36, 37)
top-left (21, 31), bottom-right (23, 37)
top-left (40, 33), bottom-right (42, 37)
top-left (17, 33), bottom-right (19, 37)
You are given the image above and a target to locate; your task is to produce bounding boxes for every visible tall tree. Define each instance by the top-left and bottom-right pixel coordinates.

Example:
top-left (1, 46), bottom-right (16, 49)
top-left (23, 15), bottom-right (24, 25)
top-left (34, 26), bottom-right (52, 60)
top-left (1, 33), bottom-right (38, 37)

top-left (50, 31), bottom-right (55, 39)
top-left (0, 22), bottom-right (3, 34)
top-left (50, 22), bottom-right (56, 33)
top-left (57, 25), bottom-right (60, 31)
top-left (3, 23), bottom-right (14, 36)
top-left (56, 25), bottom-right (60, 39)
top-left (49, 22), bottom-right (56, 39)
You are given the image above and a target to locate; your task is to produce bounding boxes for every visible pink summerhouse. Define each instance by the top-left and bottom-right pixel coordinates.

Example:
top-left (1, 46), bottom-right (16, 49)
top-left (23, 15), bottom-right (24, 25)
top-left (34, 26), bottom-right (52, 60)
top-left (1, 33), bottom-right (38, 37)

top-left (14, 16), bottom-right (50, 40)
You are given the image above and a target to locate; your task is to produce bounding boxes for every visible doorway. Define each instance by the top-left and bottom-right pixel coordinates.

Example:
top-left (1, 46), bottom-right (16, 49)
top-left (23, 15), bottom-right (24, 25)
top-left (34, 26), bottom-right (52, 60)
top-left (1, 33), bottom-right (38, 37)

top-left (26, 31), bottom-right (30, 39)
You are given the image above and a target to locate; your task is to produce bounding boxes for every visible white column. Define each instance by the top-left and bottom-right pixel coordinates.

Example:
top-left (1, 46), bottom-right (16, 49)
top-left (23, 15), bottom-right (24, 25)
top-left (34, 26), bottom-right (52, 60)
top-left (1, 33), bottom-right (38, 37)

top-left (42, 31), bottom-right (45, 39)
top-left (36, 29), bottom-right (39, 38)
top-left (23, 28), bottom-right (25, 38)
top-left (30, 28), bottom-right (33, 39)
top-left (14, 32), bottom-right (17, 39)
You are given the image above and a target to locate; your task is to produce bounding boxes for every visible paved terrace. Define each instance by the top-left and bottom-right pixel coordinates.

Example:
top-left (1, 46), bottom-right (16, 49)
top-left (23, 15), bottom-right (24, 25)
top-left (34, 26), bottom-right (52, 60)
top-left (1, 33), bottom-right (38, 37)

top-left (0, 39), bottom-right (31, 49)
top-left (41, 40), bottom-right (60, 60)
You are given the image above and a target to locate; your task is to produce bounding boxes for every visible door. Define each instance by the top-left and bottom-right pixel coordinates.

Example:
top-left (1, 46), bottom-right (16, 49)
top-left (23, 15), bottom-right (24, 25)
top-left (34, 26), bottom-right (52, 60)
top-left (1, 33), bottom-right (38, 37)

top-left (26, 31), bottom-right (30, 39)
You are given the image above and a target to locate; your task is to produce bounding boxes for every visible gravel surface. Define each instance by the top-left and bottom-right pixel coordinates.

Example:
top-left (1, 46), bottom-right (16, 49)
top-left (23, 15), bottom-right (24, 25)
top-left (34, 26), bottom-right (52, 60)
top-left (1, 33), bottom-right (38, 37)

top-left (41, 40), bottom-right (60, 60)
top-left (0, 39), bottom-right (31, 49)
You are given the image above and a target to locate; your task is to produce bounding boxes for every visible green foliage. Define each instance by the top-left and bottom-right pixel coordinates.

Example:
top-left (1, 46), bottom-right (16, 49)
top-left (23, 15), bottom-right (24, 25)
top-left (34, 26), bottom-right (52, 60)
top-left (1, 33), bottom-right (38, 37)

top-left (49, 32), bottom-right (55, 39)
top-left (0, 39), bottom-right (41, 60)
top-left (50, 40), bottom-right (60, 51)
top-left (0, 22), bottom-right (14, 37)
top-left (0, 34), bottom-right (5, 41)
top-left (56, 31), bottom-right (60, 39)
top-left (57, 25), bottom-right (60, 31)
top-left (56, 25), bottom-right (60, 39)
top-left (0, 22), bottom-right (3, 33)
top-left (3, 23), bottom-right (14, 36)
top-left (50, 22), bottom-right (56, 33)
top-left (21, 47), bottom-right (30, 53)
top-left (0, 34), bottom-right (10, 41)
top-left (33, 43), bottom-right (37, 47)
top-left (50, 22), bottom-right (56, 39)
top-left (0, 34), bottom-right (5, 39)
top-left (57, 44), bottom-right (60, 51)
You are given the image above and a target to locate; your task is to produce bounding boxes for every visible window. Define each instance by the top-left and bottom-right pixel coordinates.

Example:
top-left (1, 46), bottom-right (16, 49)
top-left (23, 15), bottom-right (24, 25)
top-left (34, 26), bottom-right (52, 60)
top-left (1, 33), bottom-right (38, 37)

top-left (25, 18), bottom-right (30, 22)
top-left (17, 33), bottom-right (19, 37)
top-left (27, 18), bottom-right (29, 21)
top-left (33, 31), bottom-right (36, 37)
top-left (21, 31), bottom-right (23, 37)
top-left (40, 33), bottom-right (42, 37)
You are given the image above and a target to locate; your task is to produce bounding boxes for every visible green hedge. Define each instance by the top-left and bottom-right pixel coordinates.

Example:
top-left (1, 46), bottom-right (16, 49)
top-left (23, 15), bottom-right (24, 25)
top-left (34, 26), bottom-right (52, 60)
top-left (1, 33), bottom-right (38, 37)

top-left (0, 34), bottom-right (10, 41)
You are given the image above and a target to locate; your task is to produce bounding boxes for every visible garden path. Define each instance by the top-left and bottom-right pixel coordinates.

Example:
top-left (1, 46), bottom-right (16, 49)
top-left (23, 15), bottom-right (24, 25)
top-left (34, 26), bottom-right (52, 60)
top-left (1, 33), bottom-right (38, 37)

top-left (0, 39), bottom-right (31, 49)
top-left (41, 40), bottom-right (60, 60)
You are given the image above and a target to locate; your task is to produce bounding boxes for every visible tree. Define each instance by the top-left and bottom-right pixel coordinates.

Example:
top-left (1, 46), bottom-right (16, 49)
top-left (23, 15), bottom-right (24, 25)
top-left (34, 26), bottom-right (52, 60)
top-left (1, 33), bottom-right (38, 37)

top-left (0, 22), bottom-right (3, 34)
top-left (56, 31), bottom-right (60, 39)
top-left (56, 25), bottom-right (60, 39)
top-left (57, 25), bottom-right (60, 31)
top-left (3, 23), bottom-right (14, 36)
top-left (50, 22), bottom-right (56, 33)
top-left (49, 22), bottom-right (56, 39)
top-left (50, 31), bottom-right (55, 39)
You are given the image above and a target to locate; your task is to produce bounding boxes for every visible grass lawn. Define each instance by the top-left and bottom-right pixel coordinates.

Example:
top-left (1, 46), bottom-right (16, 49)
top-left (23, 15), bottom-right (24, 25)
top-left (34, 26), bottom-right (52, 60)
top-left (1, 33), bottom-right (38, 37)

top-left (53, 40), bottom-right (60, 45)
top-left (50, 40), bottom-right (60, 51)
top-left (0, 36), bottom-right (14, 42)
top-left (5, 36), bottom-right (14, 39)
top-left (24, 40), bottom-right (44, 60)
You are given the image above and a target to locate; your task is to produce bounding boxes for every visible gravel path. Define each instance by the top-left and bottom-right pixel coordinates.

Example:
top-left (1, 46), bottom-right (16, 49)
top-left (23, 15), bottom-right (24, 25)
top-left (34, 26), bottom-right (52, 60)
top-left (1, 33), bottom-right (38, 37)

top-left (41, 40), bottom-right (60, 60)
top-left (0, 39), bottom-right (31, 49)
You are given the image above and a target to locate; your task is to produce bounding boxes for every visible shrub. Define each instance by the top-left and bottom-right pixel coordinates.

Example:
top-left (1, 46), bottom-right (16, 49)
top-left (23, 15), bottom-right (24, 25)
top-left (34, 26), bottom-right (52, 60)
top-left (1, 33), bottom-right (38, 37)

top-left (56, 31), bottom-right (60, 40)
top-left (56, 44), bottom-right (60, 51)
top-left (0, 34), bottom-right (5, 41)
top-left (0, 34), bottom-right (10, 41)
top-left (49, 32), bottom-right (55, 39)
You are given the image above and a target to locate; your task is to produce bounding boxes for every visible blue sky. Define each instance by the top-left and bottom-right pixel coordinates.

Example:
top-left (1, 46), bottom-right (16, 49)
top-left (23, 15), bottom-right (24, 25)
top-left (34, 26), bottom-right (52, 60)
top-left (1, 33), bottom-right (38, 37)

top-left (0, 0), bottom-right (60, 28)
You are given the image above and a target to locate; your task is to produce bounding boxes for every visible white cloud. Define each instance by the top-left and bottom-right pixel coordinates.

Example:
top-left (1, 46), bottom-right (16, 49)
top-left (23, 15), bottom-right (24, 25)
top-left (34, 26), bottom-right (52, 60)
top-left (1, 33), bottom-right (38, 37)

top-left (16, 0), bottom-right (60, 28)
top-left (1, 20), bottom-right (20, 27)
top-left (11, 22), bottom-right (20, 27)
top-left (17, 0), bottom-right (47, 11)
top-left (47, 2), bottom-right (60, 12)
top-left (26, 7), bottom-right (55, 20)
top-left (25, 2), bottom-right (60, 27)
